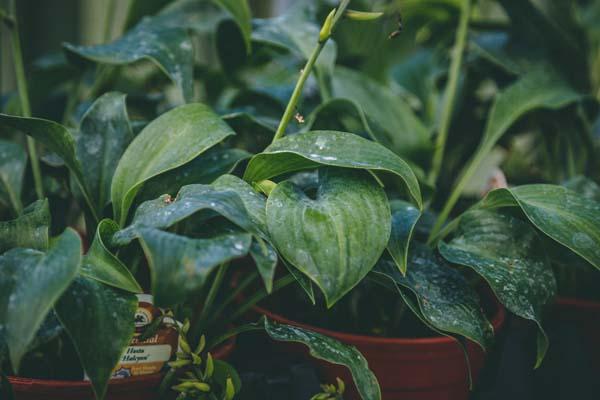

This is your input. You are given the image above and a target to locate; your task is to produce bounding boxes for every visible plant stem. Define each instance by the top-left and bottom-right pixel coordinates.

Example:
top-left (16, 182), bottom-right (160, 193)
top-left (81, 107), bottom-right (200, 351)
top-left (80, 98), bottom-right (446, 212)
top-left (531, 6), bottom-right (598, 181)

top-left (209, 270), bottom-right (259, 320)
top-left (220, 274), bottom-right (296, 328)
top-left (271, 0), bottom-right (351, 143)
top-left (190, 263), bottom-right (230, 340)
top-left (103, 0), bottom-right (117, 42)
top-left (8, 0), bottom-right (44, 200)
top-left (428, 0), bottom-right (472, 186)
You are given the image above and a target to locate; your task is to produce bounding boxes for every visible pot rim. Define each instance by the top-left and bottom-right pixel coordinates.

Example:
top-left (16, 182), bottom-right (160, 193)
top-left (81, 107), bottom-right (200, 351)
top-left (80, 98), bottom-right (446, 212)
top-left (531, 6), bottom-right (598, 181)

top-left (8, 335), bottom-right (236, 387)
top-left (555, 296), bottom-right (600, 309)
top-left (253, 290), bottom-right (506, 347)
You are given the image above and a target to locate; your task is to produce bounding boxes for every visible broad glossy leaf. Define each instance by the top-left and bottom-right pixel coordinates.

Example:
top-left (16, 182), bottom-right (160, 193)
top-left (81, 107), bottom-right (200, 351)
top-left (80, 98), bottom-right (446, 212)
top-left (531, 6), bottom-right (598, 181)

top-left (212, 174), bottom-right (268, 237)
top-left (55, 277), bottom-right (137, 400)
top-left (26, 311), bottom-right (63, 353)
top-left (0, 140), bottom-right (26, 213)
top-left (331, 67), bottom-right (432, 162)
top-left (0, 200), bottom-right (49, 253)
top-left (0, 228), bottom-right (81, 370)
top-left (262, 317), bottom-right (381, 400)
top-left (439, 210), bottom-right (556, 367)
top-left (249, 238), bottom-right (278, 293)
top-left (113, 183), bottom-right (251, 246)
top-left (111, 103), bottom-right (235, 226)
top-left (137, 147), bottom-right (251, 202)
top-left (244, 130), bottom-right (422, 208)
top-left (0, 114), bottom-right (92, 209)
top-left (76, 92), bottom-right (133, 214)
top-left (373, 246), bottom-right (494, 351)
top-left (479, 185), bottom-right (600, 270)
top-left (266, 168), bottom-right (391, 306)
top-left (252, 1), bottom-right (336, 76)
top-left (82, 219), bottom-right (142, 293)
top-left (138, 228), bottom-right (251, 306)
top-left (387, 200), bottom-right (421, 275)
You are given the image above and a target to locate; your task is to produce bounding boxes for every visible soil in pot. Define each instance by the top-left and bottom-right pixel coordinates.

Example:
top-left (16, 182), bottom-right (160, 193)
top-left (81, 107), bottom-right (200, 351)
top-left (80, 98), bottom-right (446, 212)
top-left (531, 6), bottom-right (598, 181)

top-left (252, 279), bottom-right (505, 400)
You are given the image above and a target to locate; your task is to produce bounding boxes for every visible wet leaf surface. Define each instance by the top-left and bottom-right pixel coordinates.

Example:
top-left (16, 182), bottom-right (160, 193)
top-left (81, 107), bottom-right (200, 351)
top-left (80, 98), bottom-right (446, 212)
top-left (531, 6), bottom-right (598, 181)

top-left (266, 168), bottom-right (390, 306)
top-left (439, 210), bottom-right (556, 366)
top-left (387, 200), bottom-right (421, 275)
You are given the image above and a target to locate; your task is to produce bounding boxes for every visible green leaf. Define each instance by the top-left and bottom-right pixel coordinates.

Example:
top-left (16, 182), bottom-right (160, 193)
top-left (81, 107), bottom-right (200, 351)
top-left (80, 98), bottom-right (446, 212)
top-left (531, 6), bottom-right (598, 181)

top-left (0, 200), bottom-right (50, 253)
top-left (330, 67), bottom-right (432, 163)
top-left (137, 147), bottom-right (251, 203)
top-left (252, 1), bottom-right (336, 76)
top-left (66, 0), bottom-right (252, 102)
top-left (439, 210), bottom-right (556, 367)
top-left (387, 200), bottom-right (421, 275)
top-left (212, 360), bottom-right (242, 395)
top-left (563, 176), bottom-right (600, 202)
top-left (138, 228), bottom-right (251, 306)
top-left (76, 92), bottom-right (133, 215)
top-left (261, 317), bottom-right (381, 400)
top-left (0, 140), bottom-right (26, 214)
top-left (113, 183), bottom-right (251, 246)
top-left (244, 130), bottom-right (422, 208)
top-left (55, 277), bottom-right (137, 400)
top-left (111, 103), bottom-right (235, 226)
top-left (478, 184), bottom-right (600, 270)
top-left (0, 114), bottom-right (97, 218)
top-left (82, 219), bottom-right (142, 293)
top-left (0, 228), bottom-right (81, 371)
top-left (374, 245), bottom-right (494, 352)
top-left (266, 168), bottom-right (391, 306)
top-left (249, 238), bottom-right (278, 293)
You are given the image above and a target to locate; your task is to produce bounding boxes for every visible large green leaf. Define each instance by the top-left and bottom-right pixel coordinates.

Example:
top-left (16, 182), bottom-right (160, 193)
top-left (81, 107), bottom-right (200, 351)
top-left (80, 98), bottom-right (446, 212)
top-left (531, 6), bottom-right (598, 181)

top-left (111, 103), bottom-right (235, 226)
top-left (261, 317), bottom-right (381, 400)
top-left (252, 1), bottom-right (336, 76)
top-left (373, 246), bottom-right (494, 352)
top-left (113, 183), bottom-right (251, 246)
top-left (387, 200), bottom-right (421, 275)
top-left (82, 219), bottom-right (142, 293)
top-left (330, 67), bottom-right (432, 163)
top-left (0, 114), bottom-right (95, 216)
top-left (66, 0), bottom-right (252, 102)
top-left (478, 185), bottom-right (600, 270)
top-left (55, 277), bottom-right (137, 400)
top-left (244, 130), bottom-right (422, 208)
top-left (266, 168), bottom-right (391, 306)
top-left (439, 210), bottom-right (556, 367)
top-left (0, 228), bottom-right (81, 370)
top-left (138, 228), bottom-right (251, 306)
top-left (0, 140), bottom-right (26, 214)
top-left (0, 200), bottom-right (50, 253)
top-left (137, 147), bottom-right (250, 203)
top-left (76, 92), bottom-right (133, 215)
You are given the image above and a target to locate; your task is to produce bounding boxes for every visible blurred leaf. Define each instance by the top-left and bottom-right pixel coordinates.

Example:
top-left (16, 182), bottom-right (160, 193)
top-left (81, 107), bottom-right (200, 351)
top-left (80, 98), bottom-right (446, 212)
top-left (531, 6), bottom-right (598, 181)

top-left (82, 219), bottom-right (142, 293)
top-left (138, 228), bottom-right (251, 306)
top-left (55, 277), bottom-right (137, 400)
top-left (0, 140), bottom-right (26, 214)
top-left (439, 210), bottom-right (556, 367)
top-left (111, 103), bottom-right (235, 226)
top-left (331, 67), bottom-right (432, 163)
top-left (266, 168), bottom-right (391, 306)
top-left (76, 92), bottom-right (133, 215)
top-left (244, 130), bottom-right (423, 208)
top-left (0, 200), bottom-right (49, 253)
top-left (563, 176), bottom-right (600, 202)
top-left (0, 229), bottom-right (81, 371)
top-left (261, 317), bottom-right (381, 400)
top-left (387, 200), bottom-right (421, 275)
top-left (252, 1), bottom-right (336, 76)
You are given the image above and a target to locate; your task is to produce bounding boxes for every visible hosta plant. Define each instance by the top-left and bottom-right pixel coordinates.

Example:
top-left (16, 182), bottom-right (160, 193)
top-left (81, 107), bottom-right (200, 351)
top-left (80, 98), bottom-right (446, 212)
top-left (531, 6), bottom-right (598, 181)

top-left (0, 1), bottom-right (383, 399)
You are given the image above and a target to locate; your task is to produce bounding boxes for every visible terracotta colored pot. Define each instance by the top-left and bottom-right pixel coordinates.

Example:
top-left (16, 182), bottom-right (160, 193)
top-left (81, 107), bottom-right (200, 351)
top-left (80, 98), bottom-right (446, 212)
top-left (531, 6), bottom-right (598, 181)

top-left (8, 338), bottom-right (235, 400)
top-left (553, 297), bottom-right (600, 372)
top-left (253, 296), bottom-right (505, 400)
